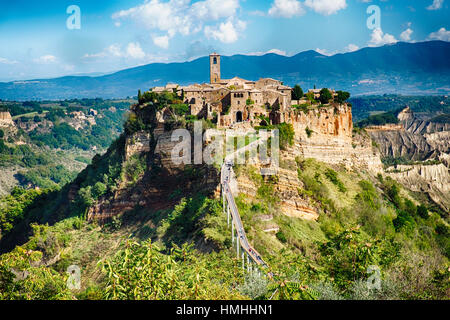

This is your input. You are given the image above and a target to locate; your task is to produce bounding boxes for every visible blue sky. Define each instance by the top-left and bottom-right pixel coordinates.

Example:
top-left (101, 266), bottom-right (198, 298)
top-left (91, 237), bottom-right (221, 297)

top-left (0, 0), bottom-right (449, 81)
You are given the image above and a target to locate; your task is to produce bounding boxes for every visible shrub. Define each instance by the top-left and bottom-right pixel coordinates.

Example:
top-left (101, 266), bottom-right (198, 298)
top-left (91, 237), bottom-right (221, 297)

top-left (276, 231), bottom-right (287, 243)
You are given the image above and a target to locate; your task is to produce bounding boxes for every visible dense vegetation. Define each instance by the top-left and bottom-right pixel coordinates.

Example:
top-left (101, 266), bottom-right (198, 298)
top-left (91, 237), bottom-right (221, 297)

top-left (349, 95), bottom-right (449, 121)
top-left (356, 108), bottom-right (403, 128)
top-left (0, 99), bottom-right (131, 191)
top-left (0, 92), bottom-right (448, 301)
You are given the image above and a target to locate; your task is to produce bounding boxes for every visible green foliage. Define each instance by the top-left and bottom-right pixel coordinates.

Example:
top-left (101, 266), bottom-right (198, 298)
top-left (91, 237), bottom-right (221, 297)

top-left (305, 127), bottom-right (313, 138)
top-left (123, 154), bottom-right (146, 184)
top-left (246, 99), bottom-right (255, 106)
top-left (101, 240), bottom-right (243, 300)
top-left (292, 85), bottom-right (304, 100)
top-left (318, 227), bottom-right (399, 290)
top-left (276, 231), bottom-right (287, 243)
top-left (171, 103), bottom-right (189, 116)
top-left (357, 108), bottom-right (402, 128)
top-left (0, 187), bottom-right (46, 236)
top-left (349, 95), bottom-right (449, 121)
top-left (335, 91), bottom-right (350, 104)
top-left (417, 204), bottom-right (428, 219)
top-left (324, 169), bottom-right (347, 193)
top-left (277, 123), bottom-right (295, 150)
top-left (319, 88), bottom-right (332, 104)
top-left (0, 247), bottom-right (72, 300)
top-left (17, 165), bottom-right (76, 189)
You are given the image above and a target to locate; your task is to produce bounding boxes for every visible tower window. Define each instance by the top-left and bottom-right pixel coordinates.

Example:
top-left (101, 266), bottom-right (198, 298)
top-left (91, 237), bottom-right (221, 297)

top-left (213, 57), bottom-right (217, 64)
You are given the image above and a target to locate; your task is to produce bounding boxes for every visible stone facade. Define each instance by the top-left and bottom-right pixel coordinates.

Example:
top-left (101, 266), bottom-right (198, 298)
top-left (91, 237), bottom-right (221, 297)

top-left (156, 53), bottom-right (292, 128)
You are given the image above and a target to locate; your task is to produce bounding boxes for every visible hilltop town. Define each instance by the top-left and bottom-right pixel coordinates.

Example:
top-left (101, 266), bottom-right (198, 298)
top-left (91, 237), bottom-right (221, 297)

top-left (152, 53), bottom-right (342, 129)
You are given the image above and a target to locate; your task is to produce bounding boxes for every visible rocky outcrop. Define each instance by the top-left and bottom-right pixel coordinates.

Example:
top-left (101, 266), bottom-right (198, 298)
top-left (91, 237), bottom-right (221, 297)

top-left (0, 111), bottom-right (14, 127)
top-left (368, 106), bottom-right (450, 211)
top-left (369, 130), bottom-right (436, 161)
top-left (125, 131), bottom-right (151, 160)
top-left (387, 163), bottom-right (450, 212)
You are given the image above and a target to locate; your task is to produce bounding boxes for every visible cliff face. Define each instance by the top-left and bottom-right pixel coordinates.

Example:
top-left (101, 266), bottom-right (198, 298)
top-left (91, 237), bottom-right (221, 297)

top-left (280, 104), bottom-right (382, 172)
top-left (387, 163), bottom-right (450, 212)
top-left (369, 106), bottom-right (449, 160)
top-left (0, 111), bottom-right (14, 127)
top-left (88, 101), bottom-right (385, 221)
top-left (368, 106), bottom-right (450, 212)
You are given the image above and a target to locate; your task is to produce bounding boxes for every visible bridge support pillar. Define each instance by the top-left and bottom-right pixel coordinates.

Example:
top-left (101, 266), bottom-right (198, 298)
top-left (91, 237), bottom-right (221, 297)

top-left (231, 221), bottom-right (234, 245)
top-left (236, 235), bottom-right (239, 258)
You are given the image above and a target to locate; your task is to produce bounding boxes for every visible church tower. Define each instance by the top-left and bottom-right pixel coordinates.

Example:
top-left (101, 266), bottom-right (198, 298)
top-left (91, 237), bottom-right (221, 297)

top-left (210, 53), bottom-right (221, 84)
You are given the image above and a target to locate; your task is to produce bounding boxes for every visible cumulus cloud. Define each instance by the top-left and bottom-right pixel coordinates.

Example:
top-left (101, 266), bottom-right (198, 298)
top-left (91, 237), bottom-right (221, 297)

top-left (126, 42), bottom-right (146, 59)
top-left (112, 0), bottom-right (243, 47)
top-left (368, 28), bottom-right (398, 46)
top-left (426, 0), bottom-right (444, 10)
top-left (400, 28), bottom-right (413, 41)
top-left (304, 0), bottom-right (347, 16)
top-left (33, 55), bottom-right (57, 64)
top-left (268, 0), bottom-right (305, 18)
top-left (204, 18), bottom-right (246, 44)
top-left (153, 36), bottom-right (170, 49)
top-left (83, 42), bottom-right (147, 60)
top-left (427, 27), bottom-right (450, 41)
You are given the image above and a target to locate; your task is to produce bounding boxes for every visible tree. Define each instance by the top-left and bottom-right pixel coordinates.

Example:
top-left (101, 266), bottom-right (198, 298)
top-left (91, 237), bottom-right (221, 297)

top-left (292, 85), bottom-right (304, 100)
top-left (319, 88), bottom-right (332, 104)
top-left (138, 90), bottom-right (142, 104)
top-left (417, 204), bottom-right (428, 219)
top-left (336, 91), bottom-right (350, 104)
top-left (0, 129), bottom-right (4, 139)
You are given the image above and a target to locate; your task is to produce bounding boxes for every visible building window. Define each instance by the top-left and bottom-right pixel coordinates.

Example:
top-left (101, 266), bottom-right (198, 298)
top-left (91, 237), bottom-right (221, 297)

top-left (213, 57), bottom-right (217, 64)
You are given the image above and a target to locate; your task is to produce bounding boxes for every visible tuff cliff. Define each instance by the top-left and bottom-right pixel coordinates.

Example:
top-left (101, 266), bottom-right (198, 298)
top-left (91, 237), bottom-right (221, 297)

top-left (279, 104), bottom-right (383, 172)
top-left (0, 111), bottom-right (13, 127)
top-left (368, 106), bottom-right (450, 212)
top-left (90, 102), bottom-right (385, 221)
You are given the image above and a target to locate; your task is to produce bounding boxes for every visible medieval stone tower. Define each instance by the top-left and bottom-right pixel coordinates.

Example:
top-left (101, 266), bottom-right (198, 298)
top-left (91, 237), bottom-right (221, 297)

top-left (210, 52), bottom-right (221, 84)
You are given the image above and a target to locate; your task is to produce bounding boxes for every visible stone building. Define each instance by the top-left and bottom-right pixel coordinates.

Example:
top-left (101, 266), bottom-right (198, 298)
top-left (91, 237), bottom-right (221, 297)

top-left (156, 53), bottom-right (293, 127)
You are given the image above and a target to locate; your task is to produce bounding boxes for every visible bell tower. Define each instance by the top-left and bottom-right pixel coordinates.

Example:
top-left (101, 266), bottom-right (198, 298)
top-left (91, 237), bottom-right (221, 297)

top-left (210, 53), bottom-right (221, 84)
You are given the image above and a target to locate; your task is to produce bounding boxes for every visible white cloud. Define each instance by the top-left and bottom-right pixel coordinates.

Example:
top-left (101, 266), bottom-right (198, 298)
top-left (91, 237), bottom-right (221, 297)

top-left (267, 49), bottom-right (287, 55)
top-left (304, 0), bottom-right (347, 16)
top-left (83, 42), bottom-right (147, 60)
top-left (247, 48), bottom-right (287, 56)
top-left (126, 42), bottom-right (146, 59)
top-left (427, 27), bottom-right (450, 41)
top-left (345, 44), bottom-right (359, 52)
top-left (204, 18), bottom-right (246, 44)
top-left (112, 0), bottom-right (242, 47)
top-left (268, 0), bottom-right (305, 18)
top-left (315, 48), bottom-right (337, 56)
top-left (0, 57), bottom-right (18, 65)
top-left (400, 28), bottom-right (413, 41)
top-left (426, 0), bottom-right (444, 10)
top-left (368, 28), bottom-right (398, 46)
top-left (33, 55), bottom-right (57, 64)
top-left (153, 35), bottom-right (170, 49)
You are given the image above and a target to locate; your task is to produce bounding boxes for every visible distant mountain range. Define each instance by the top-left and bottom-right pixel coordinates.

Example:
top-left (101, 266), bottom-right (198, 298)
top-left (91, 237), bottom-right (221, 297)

top-left (1, 41), bottom-right (449, 100)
